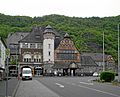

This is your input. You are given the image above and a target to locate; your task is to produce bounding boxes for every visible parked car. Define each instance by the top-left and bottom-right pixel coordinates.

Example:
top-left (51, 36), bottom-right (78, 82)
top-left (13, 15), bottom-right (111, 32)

top-left (93, 72), bottom-right (99, 77)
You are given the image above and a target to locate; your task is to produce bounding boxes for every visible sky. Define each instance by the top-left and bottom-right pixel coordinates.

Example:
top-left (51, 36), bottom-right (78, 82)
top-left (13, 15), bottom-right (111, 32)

top-left (0, 0), bottom-right (120, 18)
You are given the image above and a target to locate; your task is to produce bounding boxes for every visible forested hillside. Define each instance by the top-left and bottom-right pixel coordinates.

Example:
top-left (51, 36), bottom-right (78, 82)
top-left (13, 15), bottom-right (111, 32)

top-left (0, 13), bottom-right (120, 62)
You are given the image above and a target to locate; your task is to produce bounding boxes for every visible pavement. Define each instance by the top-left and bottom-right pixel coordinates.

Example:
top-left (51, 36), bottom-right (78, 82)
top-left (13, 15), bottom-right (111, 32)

top-left (0, 77), bottom-right (20, 97)
top-left (15, 80), bottom-right (60, 97)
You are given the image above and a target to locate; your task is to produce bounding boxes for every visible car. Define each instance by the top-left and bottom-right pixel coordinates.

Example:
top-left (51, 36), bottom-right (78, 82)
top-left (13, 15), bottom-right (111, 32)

top-left (22, 68), bottom-right (32, 80)
top-left (93, 72), bottom-right (99, 77)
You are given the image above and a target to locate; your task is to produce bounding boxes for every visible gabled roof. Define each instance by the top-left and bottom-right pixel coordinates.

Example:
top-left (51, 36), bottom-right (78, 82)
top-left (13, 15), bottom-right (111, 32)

top-left (64, 33), bottom-right (70, 38)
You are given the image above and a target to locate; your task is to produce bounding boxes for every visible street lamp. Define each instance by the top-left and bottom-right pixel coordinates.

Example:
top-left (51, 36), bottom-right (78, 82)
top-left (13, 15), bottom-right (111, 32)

top-left (118, 24), bottom-right (120, 82)
top-left (103, 31), bottom-right (105, 71)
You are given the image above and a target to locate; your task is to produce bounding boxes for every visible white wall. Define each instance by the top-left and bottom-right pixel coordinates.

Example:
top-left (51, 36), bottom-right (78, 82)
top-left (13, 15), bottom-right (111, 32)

top-left (0, 40), bottom-right (6, 69)
top-left (43, 39), bottom-right (54, 63)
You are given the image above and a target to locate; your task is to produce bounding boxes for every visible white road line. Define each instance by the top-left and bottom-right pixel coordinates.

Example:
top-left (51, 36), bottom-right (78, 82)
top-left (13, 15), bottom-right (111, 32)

top-left (88, 79), bottom-right (94, 82)
top-left (77, 84), bottom-right (120, 97)
top-left (79, 82), bottom-right (94, 85)
top-left (55, 83), bottom-right (64, 88)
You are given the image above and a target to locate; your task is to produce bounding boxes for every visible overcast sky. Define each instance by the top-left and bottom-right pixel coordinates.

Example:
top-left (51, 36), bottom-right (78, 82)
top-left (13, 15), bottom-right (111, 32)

top-left (0, 0), bottom-right (120, 17)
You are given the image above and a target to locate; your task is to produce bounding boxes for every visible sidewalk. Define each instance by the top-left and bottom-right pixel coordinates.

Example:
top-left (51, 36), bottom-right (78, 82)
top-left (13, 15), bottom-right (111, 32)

top-left (0, 77), bottom-right (20, 97)
top-left (15, 80), bottom-right (60, 97)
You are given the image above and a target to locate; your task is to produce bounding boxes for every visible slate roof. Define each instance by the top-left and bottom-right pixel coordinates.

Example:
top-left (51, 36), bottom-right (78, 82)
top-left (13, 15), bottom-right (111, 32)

top-left (53, 62), bottom-right (81, 69)
top-left (7, 32), bottom-right (29, 45)
top-left (81, 53), bottom-right (109, 62)
top-left (44, 25), bottom-right (55, 34)
top-left (81, 56), bottom-right (98, 66)
top-left (19, 26), bottom-right (44, 43)
top-left (19, 25), bottom-right (62, 49)
top-left (53, 62), bottom-right (70, 69)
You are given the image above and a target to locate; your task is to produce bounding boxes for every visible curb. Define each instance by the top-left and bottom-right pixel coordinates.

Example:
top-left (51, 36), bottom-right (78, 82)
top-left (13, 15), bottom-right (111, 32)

top-left (11, 79), bottom-right (21, 97)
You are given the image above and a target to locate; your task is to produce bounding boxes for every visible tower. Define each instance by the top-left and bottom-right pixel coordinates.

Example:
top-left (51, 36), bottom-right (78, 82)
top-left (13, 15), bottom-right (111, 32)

top-left (43, 25), bottom-right (55, 64)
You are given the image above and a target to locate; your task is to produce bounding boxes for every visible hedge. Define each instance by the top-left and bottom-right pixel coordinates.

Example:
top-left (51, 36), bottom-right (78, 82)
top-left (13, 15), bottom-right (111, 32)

top-left (100, 71), bottom-right (115, 82)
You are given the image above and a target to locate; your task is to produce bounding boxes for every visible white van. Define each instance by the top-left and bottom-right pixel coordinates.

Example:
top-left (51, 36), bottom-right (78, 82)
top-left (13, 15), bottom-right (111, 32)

top-left (22, 68), bottom-right (32, 80)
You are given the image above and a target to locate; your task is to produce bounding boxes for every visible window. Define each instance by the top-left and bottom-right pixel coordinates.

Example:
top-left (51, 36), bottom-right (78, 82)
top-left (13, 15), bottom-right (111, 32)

top-left (30, 43), bottom-right (35, 48)
top-left (57, 53), bottom-right (77, 60)
top-left (23, 54), bottom-right (32, 62)
top-left (23, 43), bottom-right (28, 48)
top-left (48, 44), bottom-right (51, 49)
top-left (48, 51), bottom-right (51, 56)
top-left (37, 43), bottom-right (42, 49)
top-left (24, 58), bottom-right (31, 62)
top-left (34, 54), bottom-right (41, 62)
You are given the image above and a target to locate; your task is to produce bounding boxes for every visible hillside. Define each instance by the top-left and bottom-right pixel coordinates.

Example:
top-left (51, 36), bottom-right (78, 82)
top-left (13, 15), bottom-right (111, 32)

top-left (0, 13), bottom-right (120, 62)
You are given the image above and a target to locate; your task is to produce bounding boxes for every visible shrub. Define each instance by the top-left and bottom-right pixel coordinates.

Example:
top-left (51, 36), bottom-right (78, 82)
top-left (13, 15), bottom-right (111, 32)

top-left (100, 71), bottom-right (115, 82)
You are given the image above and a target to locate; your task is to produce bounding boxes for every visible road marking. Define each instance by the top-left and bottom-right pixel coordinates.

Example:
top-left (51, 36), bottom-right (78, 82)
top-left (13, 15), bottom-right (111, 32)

top-left (55, 83), bottom-right (64, 88)
top-left (79, 82), bottom-right (94, 85)
top-left (88, 78), bottom-right (94, 82)
top-left (77, 84), bottom-right (120, 97)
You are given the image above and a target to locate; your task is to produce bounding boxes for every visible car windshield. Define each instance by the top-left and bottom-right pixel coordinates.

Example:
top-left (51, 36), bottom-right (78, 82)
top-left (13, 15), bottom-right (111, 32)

top-left (23, 70), bottom-right (31, 74)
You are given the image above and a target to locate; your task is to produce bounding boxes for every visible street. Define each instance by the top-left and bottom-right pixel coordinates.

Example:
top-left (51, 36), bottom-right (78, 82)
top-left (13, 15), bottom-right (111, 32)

top-left (14, 77), bottom-right (120, 97)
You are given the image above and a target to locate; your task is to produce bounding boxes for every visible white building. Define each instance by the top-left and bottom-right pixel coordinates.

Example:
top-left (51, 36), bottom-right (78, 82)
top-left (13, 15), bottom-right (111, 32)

top-left (0, 37), bottom-right (7, 79)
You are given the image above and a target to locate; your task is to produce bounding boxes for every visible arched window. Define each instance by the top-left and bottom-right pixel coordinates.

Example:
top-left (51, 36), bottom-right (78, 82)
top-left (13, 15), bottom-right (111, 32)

top-left (34, 54), bottom-right (41, 62)
top-left (23, 54), bottom-right (32, 62)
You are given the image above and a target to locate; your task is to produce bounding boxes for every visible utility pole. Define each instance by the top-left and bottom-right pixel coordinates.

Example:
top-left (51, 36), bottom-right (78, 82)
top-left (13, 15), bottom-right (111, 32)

top-left (5, 49), bottom-right (10, 97)
top-left (103, 31), bottom-right (105, 71)
top-left (118, 24), bottom-right (120, 82)
top-left (16, 44), bottom-right (17, 77)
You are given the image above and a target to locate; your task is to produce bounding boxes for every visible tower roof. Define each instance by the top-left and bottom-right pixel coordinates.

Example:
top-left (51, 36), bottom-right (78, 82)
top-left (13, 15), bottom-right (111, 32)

top-left (44, 25), bottom-right (54, 34)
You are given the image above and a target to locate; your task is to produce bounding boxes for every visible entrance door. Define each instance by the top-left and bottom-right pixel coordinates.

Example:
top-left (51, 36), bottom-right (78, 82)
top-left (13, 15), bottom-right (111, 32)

top-left (34, 67), bottom-right (43, 76)
top-left (63, 69), bottom-right (68, 76)
top-left (70, 69), bottom-right (76, 76)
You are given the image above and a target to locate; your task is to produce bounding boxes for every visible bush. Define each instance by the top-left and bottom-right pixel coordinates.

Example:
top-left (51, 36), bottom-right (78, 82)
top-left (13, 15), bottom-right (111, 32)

top-left (100, 71), bottom-right (115, 82)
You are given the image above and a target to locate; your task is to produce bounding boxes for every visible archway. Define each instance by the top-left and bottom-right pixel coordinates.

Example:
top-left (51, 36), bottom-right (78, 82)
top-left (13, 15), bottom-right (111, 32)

top-left (69, 62), bottom-right (78, 76)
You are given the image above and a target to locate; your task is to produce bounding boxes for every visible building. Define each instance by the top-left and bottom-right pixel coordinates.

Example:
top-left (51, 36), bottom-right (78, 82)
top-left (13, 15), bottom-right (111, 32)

top-left (7, 32), bottom-right (29, 76)
top-left (7, 25), bottom-right (116, 76)
top-left (53, 33), bottom-right (81, 76)
top-left (0, 37), bottom-right (7, 80)
top-left (19, 26), bottom-right (44, 76)
top-left (82, 53), bottom-right (116, 72)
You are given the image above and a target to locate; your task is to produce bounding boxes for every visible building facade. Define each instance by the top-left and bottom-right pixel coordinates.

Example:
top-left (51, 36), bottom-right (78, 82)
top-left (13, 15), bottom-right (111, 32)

top-left (0, 37), bottom-right (7, 80)
top-left (7, 25), bottom-right (116, 76)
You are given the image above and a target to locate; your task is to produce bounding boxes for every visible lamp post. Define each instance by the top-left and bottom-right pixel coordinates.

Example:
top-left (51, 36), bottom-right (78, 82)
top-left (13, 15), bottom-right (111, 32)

top-left (16, 44), bottom-right (17, 77)
top-left (5, 49), bottom-right (10, 97)
top-left (103, 31), bottom-right (105, 71)
top-left (118, 24), bottom-right (120, 82)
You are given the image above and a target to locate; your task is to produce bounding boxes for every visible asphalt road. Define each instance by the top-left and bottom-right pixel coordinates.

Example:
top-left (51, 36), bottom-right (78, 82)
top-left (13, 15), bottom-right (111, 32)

top-left (15, 77), bottom-right (120, 97)
top-left (36, 77), bottom-right (120, 97)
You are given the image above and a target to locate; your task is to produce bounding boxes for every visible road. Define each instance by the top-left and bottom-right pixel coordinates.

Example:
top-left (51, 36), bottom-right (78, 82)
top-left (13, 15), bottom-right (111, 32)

top-left (15, 77), bottom-right (120, 97)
